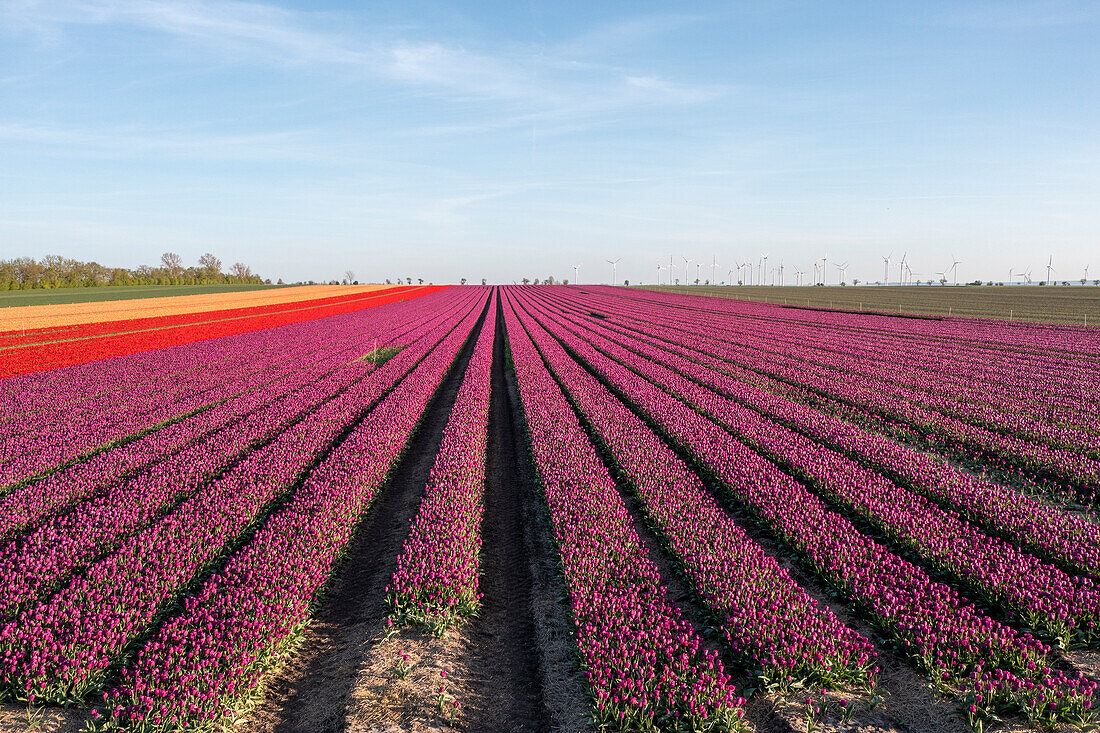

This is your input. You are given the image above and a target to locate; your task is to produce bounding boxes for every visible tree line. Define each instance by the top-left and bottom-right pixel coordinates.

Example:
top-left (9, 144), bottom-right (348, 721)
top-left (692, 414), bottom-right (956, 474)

top-left (0, 253), bottom-right (267, 290)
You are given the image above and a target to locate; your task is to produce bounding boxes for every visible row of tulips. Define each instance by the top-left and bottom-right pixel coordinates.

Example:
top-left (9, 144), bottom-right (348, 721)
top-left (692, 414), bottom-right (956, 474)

top-left (512, 300), bottom-right (877, 690)
top-left (501, 292), bottom-right (745, 732)
top-left (512, 288), bottom-right (1096, 727)
top-left (0, 293), bottom-right (484, 703)
top-left (0, 291), bottom-right (467, 543)
top-left (559, 288), bottom-right (1100, 497)
top-left (615, 286), bottom-right (1100, 410)
top-left (90, 292), bottom-right (492, 732)
top-left (0, 321), bottom-right (324, 455)
top-left (572, 287), bottom-right (1100, 454)
top-left (0, 285), bottom-right (449, 379)
top-left (387, 292), bottom-right (498, 629)
top-left (0, 286), bottom-right (426, 350)
top-left (0, 294), bottom-right (475, 620)
top-left (0, 292), bottom-right (452, 489)
top-left (559, 303), bottom-right (1100, 581)
top-left (538, 300), bottom-right (1100, 644)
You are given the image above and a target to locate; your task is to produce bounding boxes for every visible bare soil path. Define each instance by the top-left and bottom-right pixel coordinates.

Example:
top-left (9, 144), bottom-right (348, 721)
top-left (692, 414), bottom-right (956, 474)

top-left (245, 296), bottom-right (588, 733)
top-left (453, 306), bottom-right (548, 731)
top-left (243, 305), bottom-right (488, 733)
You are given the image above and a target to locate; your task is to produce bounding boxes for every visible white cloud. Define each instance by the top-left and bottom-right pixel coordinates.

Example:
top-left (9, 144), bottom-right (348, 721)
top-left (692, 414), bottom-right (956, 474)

top-left (3, 0), bottom-right (720, 116)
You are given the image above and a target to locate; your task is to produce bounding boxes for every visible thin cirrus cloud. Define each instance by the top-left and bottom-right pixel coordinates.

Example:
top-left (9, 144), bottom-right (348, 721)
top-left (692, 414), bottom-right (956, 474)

top-left (6, 0), bottom-right (720, 118)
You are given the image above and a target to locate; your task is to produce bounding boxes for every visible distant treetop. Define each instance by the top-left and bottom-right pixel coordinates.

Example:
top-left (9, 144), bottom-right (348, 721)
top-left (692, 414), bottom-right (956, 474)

top-left (0, 253), bottom-right (265, 290)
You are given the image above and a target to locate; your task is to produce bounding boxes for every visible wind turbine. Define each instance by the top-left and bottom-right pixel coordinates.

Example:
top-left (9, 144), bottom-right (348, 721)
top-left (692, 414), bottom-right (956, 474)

top-left (1046, 255), bottom-right (1055, 284)
top-left (656, 262), bottom-right (663, 286)
top-left (794, 267), bottom-right (804, 286)
top-left (778, 259), bottom-right (785, 286)
top-left (813, 261), bottom-right (820, 286)
top-left (836, 261), bottom-right (849, 285)
top-left (898, 252), bottom-right (907, 286)
top-left (760, 253), bottom-right (769, 286)
top-left (905, 262), bottom-right (913, 285)
top-left (949, 254), bottom-right (961, 285)
top-left (1024, 269), bottom-right (1033, 285)
top-left (821, 253), bottom-right (828, 286)
top-left (710, 255), bottom-right (719, 285)
top-left (695, 260), bottom-right (702, 283)
top-left (936, 269), bottom-right (947, 285)
top-left (683, 256), bottom-right (693, 285)
top-left (607, 258), bottom-right (621, 285)
top-left (571, 263), bottom-right (581, 284)
top-left (883, 253), bottom-right (892, 285)
top-left (727, 264), bottom-right (735, 285)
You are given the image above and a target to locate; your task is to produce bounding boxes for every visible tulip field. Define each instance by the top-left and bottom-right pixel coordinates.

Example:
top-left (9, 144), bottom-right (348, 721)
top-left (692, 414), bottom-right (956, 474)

top-left (1, 284), bottom-right (1099, 732)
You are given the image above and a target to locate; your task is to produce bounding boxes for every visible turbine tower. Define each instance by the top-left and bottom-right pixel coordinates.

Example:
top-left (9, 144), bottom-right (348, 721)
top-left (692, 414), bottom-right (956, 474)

top-left (950, 254), bottom-right (961, 286)
top-left (711, 255), bottom-right (719, 285)
top-left (898, 252), bottom-right (907, 286)
top-left (683, 256), bottom-right (693, 285)
top-left (571, 263), bottom-right (581, 284)
top-left (836, 261), bottom-right (849, 285)
top-left (607, 258), bottom-right (621, 285)
top-left (656, 262), bottom-right (663, 286)
top-left (821, 253), bottom-right (828, 286)
top-left (1046, 255), bottom-right (1055, 284)
top-left (883, 253), bottom-right (891, 285)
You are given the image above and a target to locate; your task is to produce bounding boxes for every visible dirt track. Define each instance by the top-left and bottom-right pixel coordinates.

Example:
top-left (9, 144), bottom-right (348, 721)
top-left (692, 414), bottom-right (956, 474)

top-left (242, 299), bottom-right (585, 733)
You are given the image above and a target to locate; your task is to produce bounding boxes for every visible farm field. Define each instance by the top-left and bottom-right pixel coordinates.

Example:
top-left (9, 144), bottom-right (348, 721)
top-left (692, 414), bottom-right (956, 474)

top-left (1, 285), bottom-right (1099, 732)
top-left (0, 285), bottom-right (441, 378)
top-left (642, 284), bottom-right (1100, 326)
top-left (0, 284), bottom-right (392, 331)
top-left (0, 284), bottom-right (292, 309)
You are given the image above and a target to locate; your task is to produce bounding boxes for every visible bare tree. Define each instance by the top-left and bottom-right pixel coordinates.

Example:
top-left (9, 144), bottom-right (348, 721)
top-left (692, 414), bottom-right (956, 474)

top-left (481, 278), bottom-right (486, 286)
top-left (161, 252), bottom-right (184, 277)
top-left (418, 278), bottom-right (423, 285)
top-left (198, 253), bottom-right (222, 275)
top-left (344, 270), bottom-right (355, 285)
top-left (460, 277), bottom-right (467, 285)
top-left (230, 262), bottom-right (252, 280)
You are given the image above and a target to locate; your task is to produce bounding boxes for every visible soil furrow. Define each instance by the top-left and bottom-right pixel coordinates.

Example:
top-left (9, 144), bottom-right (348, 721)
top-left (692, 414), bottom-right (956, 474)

top-left (243, 303), bottom-right (487, 733)
top-left (453, 299), bottom-right (548, 731)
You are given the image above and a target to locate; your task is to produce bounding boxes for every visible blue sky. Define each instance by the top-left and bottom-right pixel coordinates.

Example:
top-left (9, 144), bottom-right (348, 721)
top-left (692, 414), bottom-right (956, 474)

top-left (1, 1), bottom-right (1097, 285)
